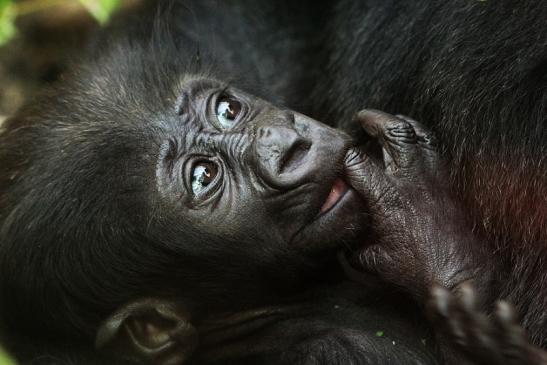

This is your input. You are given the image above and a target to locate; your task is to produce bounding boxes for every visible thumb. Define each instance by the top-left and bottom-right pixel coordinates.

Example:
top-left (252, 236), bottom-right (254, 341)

top-left (343, 147), bottom-right (391, 206)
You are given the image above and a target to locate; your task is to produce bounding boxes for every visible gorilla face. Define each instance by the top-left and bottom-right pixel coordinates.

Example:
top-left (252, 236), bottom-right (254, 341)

top-left (0, 49), bottom-right (369, 344)
top-left (154, 77), bottom-right (366, 258)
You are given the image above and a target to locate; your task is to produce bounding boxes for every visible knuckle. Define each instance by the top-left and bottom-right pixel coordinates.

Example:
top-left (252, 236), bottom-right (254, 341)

top-left (343, 147), bottom-right (367, 167)
top-left (386, 120), bottom-right (415, 135)
top-left (422, 134), bottom-right (437, 145)
top-left (384, 120), bottom-right (418, 146)
top-left (418, 134), bottom-right (439, 151)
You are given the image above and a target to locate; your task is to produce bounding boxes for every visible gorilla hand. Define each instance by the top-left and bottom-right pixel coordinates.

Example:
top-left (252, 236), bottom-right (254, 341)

top-left (429, 284), bottom-right (547, 365)
top-left (343, 110), bottom-right (495, 302)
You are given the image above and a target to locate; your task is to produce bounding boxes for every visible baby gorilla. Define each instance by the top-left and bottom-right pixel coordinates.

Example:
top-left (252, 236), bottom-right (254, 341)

top-left (0, 37), bottom-right (540, 365)
top-left (0, 46), bottom-right (434, 363)
top-left (0, 37), bottom-right (543, 363)
top-left (0, 67), bottom-right (541, 364)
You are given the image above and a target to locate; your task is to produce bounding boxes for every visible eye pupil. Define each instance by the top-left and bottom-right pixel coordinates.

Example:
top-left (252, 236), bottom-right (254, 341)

top-left (191, 162), bottom-right (218, 195)
top-left (216, 97), bottom-right (241, 128)
top-left (222, 102), bottom-right (236, 120)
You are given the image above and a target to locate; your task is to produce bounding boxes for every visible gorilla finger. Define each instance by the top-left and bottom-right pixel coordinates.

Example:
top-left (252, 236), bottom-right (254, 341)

top-left (428, 285), bottom-right (473, 354)
top-left (429, 285), bottom-right (493, 353)
top-left (354, 109), bottom-right (418, 144)
top-left (394, 114), bottom-right (437, 144)
top-left (429, 286), bottom-right (464, 335)
top-left (458, 282), bottom-right (478, 313)
top-left (494, 301), bottom-right (547, 365)
top-left (493, 301), bottom-right (532, 361)
top-left (428, 285), bottom-right (452, 319)
top-left (450, 284), bottom-right (494, 344)
top-left (494, 301), bottom-right (529, 347)
top-left (452, 286), bottom-right (497, 349)
top-left (343, 146), bottom-right (392, 205)
top-left (495, 301), bottom-right (519, 330)
top-left (353, 109), bottom-right (419, 173)
top-left (395, 114), bottom-right (439, 160)
top-left (438, 287), bottom-right (511, 363)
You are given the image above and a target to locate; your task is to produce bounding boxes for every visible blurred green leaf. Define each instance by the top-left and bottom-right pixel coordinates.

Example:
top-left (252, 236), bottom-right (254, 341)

top-left (0, 346), bottom-right (16, 365)
top-left (78, 0), bottom-right (121, 24)
top-left (0, 1), bottom-right (16, 46)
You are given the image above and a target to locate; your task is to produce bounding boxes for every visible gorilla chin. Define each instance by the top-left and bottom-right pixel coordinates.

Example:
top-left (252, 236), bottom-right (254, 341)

top-left (290, 176), bottom-right (366, 252)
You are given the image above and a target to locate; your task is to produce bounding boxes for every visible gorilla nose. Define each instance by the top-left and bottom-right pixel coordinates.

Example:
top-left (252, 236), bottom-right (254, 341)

top-left (255, 125), bottom-right (312, 187)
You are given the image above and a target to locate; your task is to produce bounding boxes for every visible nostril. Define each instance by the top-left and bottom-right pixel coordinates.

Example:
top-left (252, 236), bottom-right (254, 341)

top-left (279, 139), bottom-right (311, 174)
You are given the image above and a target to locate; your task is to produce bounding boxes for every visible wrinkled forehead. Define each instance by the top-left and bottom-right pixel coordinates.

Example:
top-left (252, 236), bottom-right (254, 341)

top-left (62, 64), bottom-right (225, 146)
top-left (76, 62), bottom-right (196, 124)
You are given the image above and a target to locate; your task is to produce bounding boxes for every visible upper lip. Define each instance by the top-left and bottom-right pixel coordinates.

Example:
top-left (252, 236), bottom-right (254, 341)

top-left (289, 143), bottom-right (355, 245)
top-left (289, 174), bottom-right (352, 246)
top-left (316, 141), bottom-right (356, 216)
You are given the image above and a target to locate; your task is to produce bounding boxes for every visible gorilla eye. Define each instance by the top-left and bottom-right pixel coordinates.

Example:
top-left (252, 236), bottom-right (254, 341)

top-left (216, 96), bottom-right (242, 129)
top-left (191, 161), bottom-right (218, 195)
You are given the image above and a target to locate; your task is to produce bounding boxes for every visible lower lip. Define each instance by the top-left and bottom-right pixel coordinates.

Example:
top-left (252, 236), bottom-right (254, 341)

top-left (319, 178), bottom-right (350, 215)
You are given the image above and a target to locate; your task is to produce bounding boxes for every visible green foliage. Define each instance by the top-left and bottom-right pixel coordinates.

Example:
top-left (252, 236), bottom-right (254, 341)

top-left (78, 0), bottom-right (121, 24)
top-left (0, 0), bottom-right (123, 46)
top-left (0, 347), bottom-right (15, 365)
top-left (0, 0), bottom-right (15, 46)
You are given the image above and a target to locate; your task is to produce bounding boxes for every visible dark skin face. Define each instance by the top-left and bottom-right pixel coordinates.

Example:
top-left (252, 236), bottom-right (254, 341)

top-left (0, 72), bottom-right (374, 363)
top-left (153, 77), bottom-right (366, 257)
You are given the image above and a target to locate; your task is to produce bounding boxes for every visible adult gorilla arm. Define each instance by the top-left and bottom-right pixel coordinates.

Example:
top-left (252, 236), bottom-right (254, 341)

top-left (342, 109), bottom-right (547, 365)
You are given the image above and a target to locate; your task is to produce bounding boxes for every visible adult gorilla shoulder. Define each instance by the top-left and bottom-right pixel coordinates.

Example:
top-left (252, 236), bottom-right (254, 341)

top-left (306, 0), bottom-right (547, 353)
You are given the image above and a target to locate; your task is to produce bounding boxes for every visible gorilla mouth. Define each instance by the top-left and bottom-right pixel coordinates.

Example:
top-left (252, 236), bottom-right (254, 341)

top-left (319, 178), bottom-right (350, 215)
top-left (290, 174), bottom-right (364, 249)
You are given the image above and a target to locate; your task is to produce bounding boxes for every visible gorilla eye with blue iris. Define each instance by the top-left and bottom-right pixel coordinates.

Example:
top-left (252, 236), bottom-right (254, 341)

top-left (191, 161), bottom-right (218, 195)
top-left (216, 96), bottom-right (241, 129)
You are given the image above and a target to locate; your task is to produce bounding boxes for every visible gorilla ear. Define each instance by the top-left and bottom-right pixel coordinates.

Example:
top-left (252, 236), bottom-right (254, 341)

top-left (96, 299), bottom-right (198, 365)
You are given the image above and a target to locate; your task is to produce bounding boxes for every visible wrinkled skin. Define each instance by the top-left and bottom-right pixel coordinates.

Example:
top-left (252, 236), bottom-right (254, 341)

top-left (343, 110), bottom-right (493, 300)
top-left (340, 109), bottom-right (547, 364)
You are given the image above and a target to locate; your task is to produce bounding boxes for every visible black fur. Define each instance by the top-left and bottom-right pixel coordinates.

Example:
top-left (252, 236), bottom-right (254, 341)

top-left (0, 1), bottom-right (438, 364)
top-left (0, 0), bottom-right (545, 363)
top-left (305, 0), bottom-right (547, 346)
